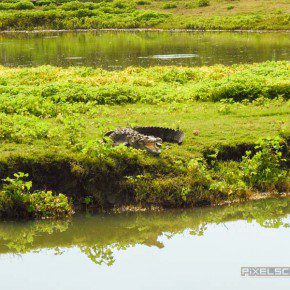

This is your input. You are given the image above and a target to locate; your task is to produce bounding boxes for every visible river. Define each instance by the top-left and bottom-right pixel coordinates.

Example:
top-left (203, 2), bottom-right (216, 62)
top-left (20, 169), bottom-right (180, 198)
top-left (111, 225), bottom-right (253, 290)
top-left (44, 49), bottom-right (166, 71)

top-left (0, 198), bottom-right (290, 290)
top-left (0, 31), bottom-right (289, 69)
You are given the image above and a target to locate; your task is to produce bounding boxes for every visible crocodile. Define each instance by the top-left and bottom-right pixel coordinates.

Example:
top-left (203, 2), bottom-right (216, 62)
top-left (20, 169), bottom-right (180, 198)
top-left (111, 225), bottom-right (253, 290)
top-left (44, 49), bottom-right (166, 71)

top-left (104, 127), bottom-right (184, 154)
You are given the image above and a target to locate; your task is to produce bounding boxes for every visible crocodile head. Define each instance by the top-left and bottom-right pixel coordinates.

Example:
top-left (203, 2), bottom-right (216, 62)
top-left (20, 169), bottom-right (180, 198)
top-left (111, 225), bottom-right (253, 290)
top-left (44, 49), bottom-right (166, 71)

top-left (137, 135), bottom-right (163, 155)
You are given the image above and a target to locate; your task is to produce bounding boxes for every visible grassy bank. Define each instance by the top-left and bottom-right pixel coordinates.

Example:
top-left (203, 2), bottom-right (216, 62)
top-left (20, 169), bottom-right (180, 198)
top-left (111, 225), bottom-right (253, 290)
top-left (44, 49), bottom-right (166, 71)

top-left (0, 61), bottom-right (289, 218)
top-left (0, 0), bottom-right (289, 31)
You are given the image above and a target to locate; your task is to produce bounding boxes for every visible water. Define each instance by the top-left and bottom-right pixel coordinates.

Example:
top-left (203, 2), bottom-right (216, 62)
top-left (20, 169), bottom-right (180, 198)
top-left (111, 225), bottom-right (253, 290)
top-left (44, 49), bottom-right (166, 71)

top-left (0, 31), bottom-right (289, 69)
top-left (0, 198), bottom-right (290, 290)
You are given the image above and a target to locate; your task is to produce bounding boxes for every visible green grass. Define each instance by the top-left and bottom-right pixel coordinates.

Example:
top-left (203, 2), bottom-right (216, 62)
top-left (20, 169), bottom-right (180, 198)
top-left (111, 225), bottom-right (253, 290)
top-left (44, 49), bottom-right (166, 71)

top-left (0, 0), bottom-right (289, 31)
top-left (0, 61), bottom-right (289, 215)
top-left (0, 61), bottom-right (289, 156)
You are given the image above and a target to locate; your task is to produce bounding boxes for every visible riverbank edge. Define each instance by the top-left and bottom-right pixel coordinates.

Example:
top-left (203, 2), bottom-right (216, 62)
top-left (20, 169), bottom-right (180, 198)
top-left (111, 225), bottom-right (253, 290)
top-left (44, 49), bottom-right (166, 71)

top-left (0, 139), bottom-right (289, 219)
top-left (111, 192), bottom-right (290, 213)
top-left (1, 28), bottom-right (290, 34)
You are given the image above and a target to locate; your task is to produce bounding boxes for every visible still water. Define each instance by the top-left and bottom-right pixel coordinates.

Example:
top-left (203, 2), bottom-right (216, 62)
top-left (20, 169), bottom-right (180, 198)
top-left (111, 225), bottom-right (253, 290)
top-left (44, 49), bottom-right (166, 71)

top-left (0, 31), bottom-right (289, 69)
top-left (0, 198), bottom-right (290, 290)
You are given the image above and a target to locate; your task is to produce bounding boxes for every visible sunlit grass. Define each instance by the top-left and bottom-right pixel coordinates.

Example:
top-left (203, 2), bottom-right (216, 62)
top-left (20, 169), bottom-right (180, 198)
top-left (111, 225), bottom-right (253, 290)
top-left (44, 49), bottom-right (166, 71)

top-left (0, 0), bottom-right (289, 30)
top-left (0, 61), bottom-right (288, 211)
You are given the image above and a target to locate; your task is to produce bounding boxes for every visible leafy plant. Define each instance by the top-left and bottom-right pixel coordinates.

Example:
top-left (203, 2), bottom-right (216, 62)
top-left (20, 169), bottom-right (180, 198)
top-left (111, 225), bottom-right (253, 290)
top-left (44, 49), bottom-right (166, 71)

top-left (3, 172), bottom-right (32, 198)
top-left (218, 104), bottom-right (233, 115)
top-left (162, 2), bottom-right (177, 9)
top-left (196, 0), bottom-right (210, 7)
top-left (15, 1), bottom-right (34, 10)
top-left (241, 138), bottom-right (288, 191)
top-left (0, 172), bottom-right (73, 219)
top-left (136, 0), bottom-right (151, 5)
top-left (29, 190), bottom-right (73, 219)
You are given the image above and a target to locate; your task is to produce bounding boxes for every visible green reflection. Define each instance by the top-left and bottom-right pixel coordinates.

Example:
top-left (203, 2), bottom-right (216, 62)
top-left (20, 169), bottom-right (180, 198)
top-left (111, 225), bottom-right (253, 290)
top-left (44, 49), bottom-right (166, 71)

top-left (0, 198), bottom-right (290, 265)
top-left (0, 31), bottom-right (289, 68)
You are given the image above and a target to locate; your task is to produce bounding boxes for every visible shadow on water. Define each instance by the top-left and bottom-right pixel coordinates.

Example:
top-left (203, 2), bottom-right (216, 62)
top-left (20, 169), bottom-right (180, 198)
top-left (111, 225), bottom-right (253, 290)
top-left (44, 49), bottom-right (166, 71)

top-left (0, 198), bottom-right (289, 266)
top-left (0, 31), bottom-right (289, 69)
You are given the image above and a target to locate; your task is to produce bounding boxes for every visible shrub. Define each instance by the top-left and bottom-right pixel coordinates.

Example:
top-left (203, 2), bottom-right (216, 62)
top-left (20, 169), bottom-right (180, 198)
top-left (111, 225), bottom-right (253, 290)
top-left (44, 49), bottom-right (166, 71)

top-left (210, 161), bottom-right (248, 198)
top-left (113, 0), bottom-right (128, 9)
top-left (184, 3), bottom-right (195, 9)
top-left (161, 69), bottom-right (195, 84)
top-left (240, 138), bottom-right (288, 191)
top-left (0, 172), bottom-right (73, 219)
top-left (34, 0), bottom-right (57, 6)
top-left (162, 2), bottom-right (177, 9)
top-left (29, 190), bottom-right (73, 219)
top-left (0, 0), bottom-right (34, 10)
top-left (0, 3), bottom-right (10, 10)
top-left (15, 0), bottom-right (34, 10)
top-left (196, 0), bottom-right (210, 7)
top-left (112, 0), bottom-right (136, 11)
top-left (134, 10), bottom-right (169, 27)
top-left (136, 0), bottom-right (151, 5)
top-left (61, 1), bottom-right (85, 11)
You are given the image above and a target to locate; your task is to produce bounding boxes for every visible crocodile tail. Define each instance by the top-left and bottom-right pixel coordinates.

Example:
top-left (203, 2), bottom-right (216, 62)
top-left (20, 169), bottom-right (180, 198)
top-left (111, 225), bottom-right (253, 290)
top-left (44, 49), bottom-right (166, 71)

top-left (104, 130), bottom-right (114, 137)
top-left (103, 130), bottom-right (115, 143)
top-left (133, 126), bottom-right (184, 144)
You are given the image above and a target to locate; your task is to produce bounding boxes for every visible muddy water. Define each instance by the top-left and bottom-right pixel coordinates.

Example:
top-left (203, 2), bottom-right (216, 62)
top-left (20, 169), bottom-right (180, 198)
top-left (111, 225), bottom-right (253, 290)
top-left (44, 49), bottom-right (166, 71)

top-left (0, 198), bottom-right (290, 290)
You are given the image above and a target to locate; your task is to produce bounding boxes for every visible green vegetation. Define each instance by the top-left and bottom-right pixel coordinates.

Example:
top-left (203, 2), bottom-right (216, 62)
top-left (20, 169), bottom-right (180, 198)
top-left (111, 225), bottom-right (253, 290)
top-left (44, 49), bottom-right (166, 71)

top-left (162, 2), bottom-right (177, 10)
top-left (125, 138), bottom-right (289, 207)
top-left (0, 172), bottom-right (73, 219)
top-left (0, 0), bottom-right (169, 30)
top-left (196, 0), bottom-right (210, 8)
top-left (241, 138), bottom-right (288, 191)
top-left (136, 0), bottom-right (151, 5)
top-left (0, 0), bottom-right (289, 31)
top-left (0, 61), bottom-right (289, 218)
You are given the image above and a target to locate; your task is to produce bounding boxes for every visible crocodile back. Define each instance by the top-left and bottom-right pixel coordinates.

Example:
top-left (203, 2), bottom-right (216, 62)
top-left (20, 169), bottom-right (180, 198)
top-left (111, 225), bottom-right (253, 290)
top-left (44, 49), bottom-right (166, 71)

top-left (133, 126), bottom-right (184, 144)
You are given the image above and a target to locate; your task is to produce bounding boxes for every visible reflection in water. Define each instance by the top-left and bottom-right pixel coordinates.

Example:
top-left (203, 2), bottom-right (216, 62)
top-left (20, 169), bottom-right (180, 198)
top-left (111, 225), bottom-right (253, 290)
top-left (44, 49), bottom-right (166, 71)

top-left (0, 31), bottom-right (289, 69)
top-left (65, 56), bottom-right (85, 60)
top-left (0, 198), bottom-right (289, 266)
top-left (139, 54), bottom-right (199, 59)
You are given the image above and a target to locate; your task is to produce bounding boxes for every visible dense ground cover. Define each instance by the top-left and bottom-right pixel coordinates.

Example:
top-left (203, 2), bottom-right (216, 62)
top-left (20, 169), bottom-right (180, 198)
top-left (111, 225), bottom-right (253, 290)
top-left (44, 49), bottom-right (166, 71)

top-left (0, 0), bottom-right (289, 31)
top-left (0, 61), bottom-right (289, 217)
